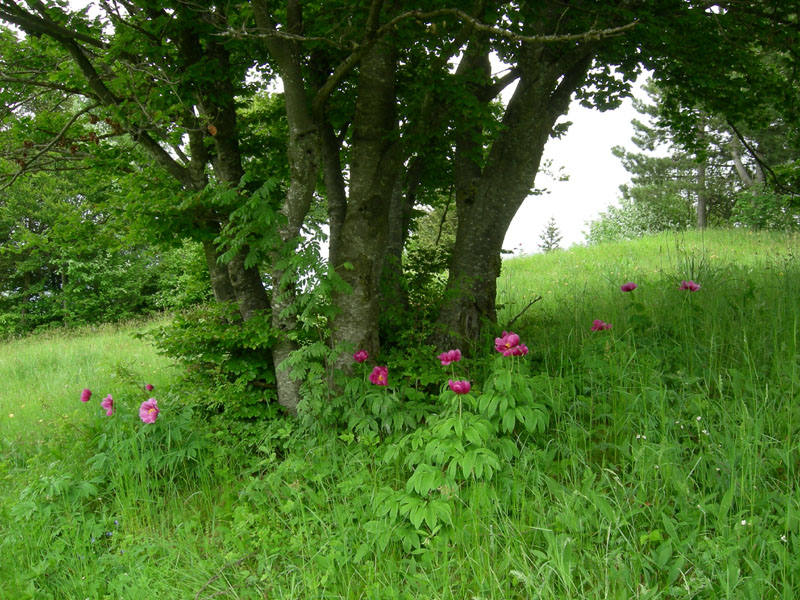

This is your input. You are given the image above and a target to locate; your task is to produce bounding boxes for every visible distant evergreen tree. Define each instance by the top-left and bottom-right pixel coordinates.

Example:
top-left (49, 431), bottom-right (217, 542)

top-left (588, 79), bottom-right (800, 245)
top-left (538, 217), bottom-right (563, 253)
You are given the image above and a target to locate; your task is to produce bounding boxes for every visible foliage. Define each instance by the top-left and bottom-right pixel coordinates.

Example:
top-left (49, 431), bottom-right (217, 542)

top-left (589, 77), bottom-right (800, 244)
top-left (585, 191), bottom-right (695, 244)
top-left (150, 241), bottom-right (213, 310)
top-left (2, 230), bottom-right (800, 597)
top-left (731, 189), bottom-right (800, 231)
top-left (538, 216), bottom-right (563, 252)
top-left (0, 172), bottom-right (156, 334)
top-left (149, 303), bottom-right (278, 421)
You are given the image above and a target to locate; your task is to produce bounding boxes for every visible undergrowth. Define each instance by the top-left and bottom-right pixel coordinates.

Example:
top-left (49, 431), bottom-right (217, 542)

top-left (1, 230), bottom-right (798, 599)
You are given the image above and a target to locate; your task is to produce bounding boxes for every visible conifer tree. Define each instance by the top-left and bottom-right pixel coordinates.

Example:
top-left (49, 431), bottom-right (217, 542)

top-left (538, 217), bottom-right (563, 253)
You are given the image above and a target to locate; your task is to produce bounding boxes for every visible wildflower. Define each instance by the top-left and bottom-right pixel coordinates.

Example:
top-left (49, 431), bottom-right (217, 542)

top-left (139, 399), bottom-right (160, 423)
top-left (620, 282), bottom-right (637, 292)
top-left (438, 349), bottom-right (462, 366)
top-left (679, 280), bottom-right (701, 292)
top-left (368, 366), bottom-right (388, 386)
top-left (740, 519), bottom-right (747, 526)
top-left (448, 379), bottom-right (471, 395)
top-left (353, 350), bottom-right (369, 363)
top-left (505, 343), bottom-right (529, 357)
top-left (591, 319), bottom-right (612, 331)
top-left (100, 394), bottom-right (114, 416)
top-left (80, 388), bottom-right (92, 403)
top-left (145, 384), bottom-right (154, 391)
top-left (495, 331), bottom-right (527, 356)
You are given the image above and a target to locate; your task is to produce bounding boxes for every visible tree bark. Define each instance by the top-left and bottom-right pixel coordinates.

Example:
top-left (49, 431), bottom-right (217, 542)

top-left (320, 122), bottom-right (348, 267)
top-left (696, 161), bottom-right (708, 229)
top-left (203, 240), bottom-right (237, 304)
top-left (379, 158), bottom-right (423, 316)
top-left (329, 40), bottom-right (401, 364)
top-left (729, 136), bottom-right (755, 189)
top-left (437, 45), bottom-right (594, 348)
top-left (253, 0), bottom-right (321, 413)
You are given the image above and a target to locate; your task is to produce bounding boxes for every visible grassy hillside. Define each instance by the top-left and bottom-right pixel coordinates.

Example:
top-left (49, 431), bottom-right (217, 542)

top-left (0, 320), bottom-right (175, 440)
top-left (1, 230), bottom-right (798, 599)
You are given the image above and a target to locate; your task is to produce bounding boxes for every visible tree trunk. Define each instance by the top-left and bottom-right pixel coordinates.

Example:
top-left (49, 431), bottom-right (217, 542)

top-left (252, 0), bottom-right (322, 413)
top-left (227, 251), bottom-right (270, 321)
top-left (729, 136), bottom-right (755, 189)
top-left (696, 161), bottom-right (708, 229)
top-left (320, 122), bottom-right (348, 268)
top-left (203, 240), bottom-right (237, 304)
top-left (329, 40), bottom-right (401, 365)
top-left (437, 46), bottom-right (594, 348)
top-left (378, 158), bottom-right (422, 318)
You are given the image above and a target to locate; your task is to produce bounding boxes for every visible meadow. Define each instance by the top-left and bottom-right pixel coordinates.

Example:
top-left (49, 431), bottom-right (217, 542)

top-left (1, 229), bottom-right (798, 599)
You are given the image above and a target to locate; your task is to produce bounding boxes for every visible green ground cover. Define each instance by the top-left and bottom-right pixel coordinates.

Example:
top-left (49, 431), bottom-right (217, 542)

top-left (1, 229), bottom-right (798, 599)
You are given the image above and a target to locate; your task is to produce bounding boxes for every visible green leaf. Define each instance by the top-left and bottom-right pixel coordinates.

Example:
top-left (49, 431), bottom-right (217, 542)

top-left (502, 408), bottom-right (516, 433)
top-left (461, 450), bottom-right (476, 478)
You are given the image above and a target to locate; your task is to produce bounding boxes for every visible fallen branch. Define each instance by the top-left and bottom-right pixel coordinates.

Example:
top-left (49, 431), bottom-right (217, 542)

top-left (506, 295), bottom-right (543, 329)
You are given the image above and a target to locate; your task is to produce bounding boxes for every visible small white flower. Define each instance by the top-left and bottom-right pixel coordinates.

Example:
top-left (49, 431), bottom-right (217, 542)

top-left (654, 465), bottom-right (660, 469)
top-left (741, 519), bottom-right (747, 526)
top-left (696, 416), bottom-right (702, 421)
top-left (781, 534), bottom-right (788, 543)
top-left (702, 429), bottom-right (709, 435)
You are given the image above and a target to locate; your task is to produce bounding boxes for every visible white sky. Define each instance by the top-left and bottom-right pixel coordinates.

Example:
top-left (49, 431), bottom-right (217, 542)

top-left (503, 78), bottom-right (647, 253)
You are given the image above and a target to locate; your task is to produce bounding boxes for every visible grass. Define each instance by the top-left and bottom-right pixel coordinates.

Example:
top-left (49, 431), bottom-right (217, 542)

top-left (2, 229), bottom-right (799, 599)
top-left (0, 318), bottom-right (175, 439)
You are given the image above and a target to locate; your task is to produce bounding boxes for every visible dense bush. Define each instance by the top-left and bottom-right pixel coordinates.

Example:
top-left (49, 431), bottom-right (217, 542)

top-left (149, 302), bottom-right (278, 422)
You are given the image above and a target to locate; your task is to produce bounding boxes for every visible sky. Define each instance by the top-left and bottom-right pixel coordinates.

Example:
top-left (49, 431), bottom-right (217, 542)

top-left (502, 82), bottom-right (646, 254)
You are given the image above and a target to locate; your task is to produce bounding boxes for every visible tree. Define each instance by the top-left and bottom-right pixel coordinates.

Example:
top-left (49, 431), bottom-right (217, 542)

top-left (587, 73), bottom-right (800, 243)
top-left (538, 217), bottom-right (562, 253)
top-left (1, 1), bottom-right (796, 415)
top-left (0, 168), bottom-right (206, 333)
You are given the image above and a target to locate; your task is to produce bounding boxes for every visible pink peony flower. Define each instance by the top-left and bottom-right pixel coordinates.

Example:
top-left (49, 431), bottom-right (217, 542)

top-left (495, 331), bottom-right (521, 354)
top-left (100, 394), bottom-right (114, 416)
top-left (505, 343), bottom-right (529, 357)
top-left (448, 379), bottom-right (471, 395)
top-left (620, 282), bottom-right (637, 292)
top-left (679, 280), bottom-right (701, 292)
top-left (353, 350), bottom-right (369, 363)
top-left (369, 366), bottom-right (388, 386)
top-left (139, 399), bottom-right (160, 423)
top-left (145, 384), bottom-right (154, 391)
top-left (80, 388), bottom-right (92, 403)
top-left (591, 319), bottom-right (613, 331)
top-left (438, 349), bottom-right (462, 366)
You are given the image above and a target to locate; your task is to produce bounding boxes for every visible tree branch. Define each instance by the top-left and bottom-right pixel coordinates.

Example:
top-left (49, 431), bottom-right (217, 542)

top-left (0, 0), bottom-right (107, 49)
top-left (0, 102), bottom-right (98, 192)
top-left (727, 119), bottom-right (788, 193)
top-left (0, 75), bottom-right (96, 98)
